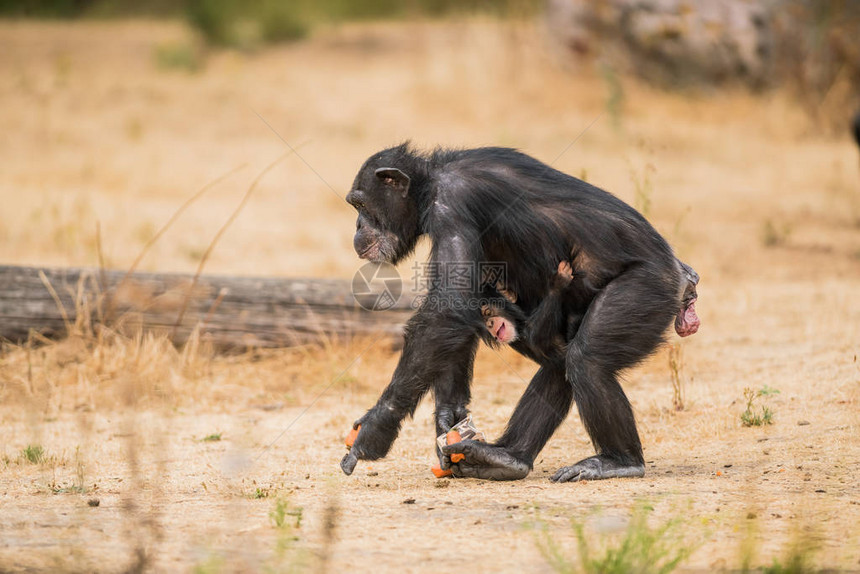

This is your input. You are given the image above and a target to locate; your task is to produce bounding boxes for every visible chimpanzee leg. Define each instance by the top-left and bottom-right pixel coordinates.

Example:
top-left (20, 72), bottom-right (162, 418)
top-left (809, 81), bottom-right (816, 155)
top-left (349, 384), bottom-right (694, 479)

top-left (341, 313), bottom-right (478, 476)
top-left (434, 340), bottom-right (478, 435)
top-left (434, 336), bottom-right (479, 469)
top-left (551, 265), bottom-right (677, 482)
top-left (446, 364), bottom-right (571, 480)
top-left (496, 364), bottom-right (572, 462)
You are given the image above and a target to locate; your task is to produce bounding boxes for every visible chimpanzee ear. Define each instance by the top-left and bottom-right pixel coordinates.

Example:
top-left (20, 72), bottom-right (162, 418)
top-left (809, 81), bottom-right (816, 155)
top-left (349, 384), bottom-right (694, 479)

top-left (375, 167), bottom-right (411, 197)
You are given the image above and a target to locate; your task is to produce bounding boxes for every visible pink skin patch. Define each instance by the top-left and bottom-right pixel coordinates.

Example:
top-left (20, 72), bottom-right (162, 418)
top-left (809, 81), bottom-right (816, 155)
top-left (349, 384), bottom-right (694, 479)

top-left (489, 317), bottom-right (516, 344)
top-left (675, 298), bottom-right (700, 337)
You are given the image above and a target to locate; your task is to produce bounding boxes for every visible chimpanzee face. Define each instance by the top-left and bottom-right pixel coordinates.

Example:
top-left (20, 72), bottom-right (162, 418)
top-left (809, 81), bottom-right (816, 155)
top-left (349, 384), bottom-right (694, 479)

top-left (481, 304), bottom-right (518, 344)
top-left (346, 157), bottom-right (420, 265)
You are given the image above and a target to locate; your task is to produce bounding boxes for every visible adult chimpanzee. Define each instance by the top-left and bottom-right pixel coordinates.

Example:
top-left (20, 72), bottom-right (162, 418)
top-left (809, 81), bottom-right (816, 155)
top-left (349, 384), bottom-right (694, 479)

top-left (341, 143), bottom-right (698, 482)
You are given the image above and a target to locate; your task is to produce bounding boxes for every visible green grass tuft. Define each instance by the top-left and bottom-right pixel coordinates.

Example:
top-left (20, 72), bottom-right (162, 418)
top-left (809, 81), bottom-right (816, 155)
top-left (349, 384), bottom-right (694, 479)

top-left (741, 386), bottom-right (780, 427)
top-left (21, 444), bottom-right (44, 464)
top-left (536, 502), bottom-right (699, 574)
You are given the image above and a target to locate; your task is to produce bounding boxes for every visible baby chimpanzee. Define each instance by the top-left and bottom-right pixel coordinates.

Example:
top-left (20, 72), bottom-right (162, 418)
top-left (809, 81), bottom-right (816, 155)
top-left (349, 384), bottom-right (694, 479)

top-left (480, 255), bottom-right (595, 361)
top-left (482, 255), bottom-right (699, 360)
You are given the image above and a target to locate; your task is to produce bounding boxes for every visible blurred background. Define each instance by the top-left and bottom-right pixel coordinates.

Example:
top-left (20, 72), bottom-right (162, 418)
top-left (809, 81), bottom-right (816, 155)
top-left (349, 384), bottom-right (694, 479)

top-left (1, 1), bottom-right (858, 572)
top-left (1, 0), bottom-right (859, 279)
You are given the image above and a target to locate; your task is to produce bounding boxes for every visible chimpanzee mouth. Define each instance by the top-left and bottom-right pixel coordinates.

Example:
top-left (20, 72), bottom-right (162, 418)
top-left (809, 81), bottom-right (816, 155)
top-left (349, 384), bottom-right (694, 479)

top-left (675, 297), bottom-right (700, 337)
top-left (494, 322), bottom-right (507, 342)
top-left (358, 242), bottom-right (380, 260)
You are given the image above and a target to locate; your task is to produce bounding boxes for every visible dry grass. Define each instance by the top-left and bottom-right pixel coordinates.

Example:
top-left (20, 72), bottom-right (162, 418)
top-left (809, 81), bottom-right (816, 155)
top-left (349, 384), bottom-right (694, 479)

top-left (0, 17), bottom-right (859, 573)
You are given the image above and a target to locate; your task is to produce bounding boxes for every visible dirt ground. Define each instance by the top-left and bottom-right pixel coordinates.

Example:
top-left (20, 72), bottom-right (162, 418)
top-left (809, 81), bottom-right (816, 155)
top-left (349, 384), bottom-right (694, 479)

top-left (0, 17), bottom-right (859, 573)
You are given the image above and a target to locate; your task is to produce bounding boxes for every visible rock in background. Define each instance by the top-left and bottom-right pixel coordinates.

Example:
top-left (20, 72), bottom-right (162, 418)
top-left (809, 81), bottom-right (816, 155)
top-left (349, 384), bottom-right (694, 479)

top-left (547, 0), bottom-right (860, 130)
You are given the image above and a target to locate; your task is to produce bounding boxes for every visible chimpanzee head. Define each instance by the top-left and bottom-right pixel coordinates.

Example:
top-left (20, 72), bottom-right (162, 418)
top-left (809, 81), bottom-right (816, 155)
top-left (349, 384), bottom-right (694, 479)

top-left (346, 144), bottom-right (423, 265)
top-left (481, 303), bottom-right (519, 345)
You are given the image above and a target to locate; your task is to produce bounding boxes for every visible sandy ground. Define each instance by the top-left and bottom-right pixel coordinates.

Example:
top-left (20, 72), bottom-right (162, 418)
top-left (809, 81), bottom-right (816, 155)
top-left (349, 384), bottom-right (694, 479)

top-left (0, 18), bottom-right (859, 573)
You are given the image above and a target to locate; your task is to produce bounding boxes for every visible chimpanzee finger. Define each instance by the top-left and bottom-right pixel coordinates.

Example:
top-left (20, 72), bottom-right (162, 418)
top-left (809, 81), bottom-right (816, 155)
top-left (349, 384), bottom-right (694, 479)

top-left (440, 439), bottom-right (477, 460)
top-left (443, 441), bottom-right (528, 471)
top-left (441, 440), bottom-right (508, 465)
top-left (435, 407), bottom-right (457, 434)
top-left (550, 465), bottom-right (581, 483)
top-left (353, 412), bottom-right (370, 430)
top-left (437, 447), bottom-right (452, 471)
top-left (340, 451), bottom-right (358, 476)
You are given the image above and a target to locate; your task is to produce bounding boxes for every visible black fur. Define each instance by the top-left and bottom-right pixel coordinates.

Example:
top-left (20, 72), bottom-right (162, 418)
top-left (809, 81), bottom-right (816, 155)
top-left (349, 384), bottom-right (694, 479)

top-left (340, 144), bottom-right (690, 482)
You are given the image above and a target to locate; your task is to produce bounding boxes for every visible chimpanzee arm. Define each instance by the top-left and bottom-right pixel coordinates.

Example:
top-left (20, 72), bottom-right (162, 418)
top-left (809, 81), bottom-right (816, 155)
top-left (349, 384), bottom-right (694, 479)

top-left (433, 337), bottom-right (478, 469)
top-left (523, 260), bottom-right (579, 361)
top-left (523, 286), bottom-right (568, 362)
top-left (341, 234), bottom-right (483, 476)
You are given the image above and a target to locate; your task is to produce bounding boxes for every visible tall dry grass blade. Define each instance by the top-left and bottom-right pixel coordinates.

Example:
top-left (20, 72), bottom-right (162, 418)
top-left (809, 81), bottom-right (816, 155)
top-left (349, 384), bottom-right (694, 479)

top-left (105, 162), bottom-right (248, 322)
top-left (668, 343), bottom-right (685, 412)
top-left (200, 287), bottom-right (228, 332)
top-left (25, 339), bottom-right (34, 396)
top-left (38, 270), bottom-right (72, 337)
top-left (96, 220), bottom-right (107, 298)
top-left (171, 153), bottom-right (291, 341)
top-left (317, 494), bottom-right (341, 574)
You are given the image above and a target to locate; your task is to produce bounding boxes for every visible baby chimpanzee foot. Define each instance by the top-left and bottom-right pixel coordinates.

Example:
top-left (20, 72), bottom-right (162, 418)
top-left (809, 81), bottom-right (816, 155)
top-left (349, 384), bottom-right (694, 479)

top-left (550, 455), bottom-right (645, 483)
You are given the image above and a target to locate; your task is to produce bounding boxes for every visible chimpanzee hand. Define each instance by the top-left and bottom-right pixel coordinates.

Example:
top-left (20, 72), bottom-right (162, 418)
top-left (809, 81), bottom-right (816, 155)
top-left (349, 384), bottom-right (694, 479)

top-left (552, 259), bottom-right (575, 290)
top-left (340, 407), bottom-right (401, 476)
top-left (434, 404), bottom-right (470, 470)
top-left (442, 440), bottom-right (530, 480)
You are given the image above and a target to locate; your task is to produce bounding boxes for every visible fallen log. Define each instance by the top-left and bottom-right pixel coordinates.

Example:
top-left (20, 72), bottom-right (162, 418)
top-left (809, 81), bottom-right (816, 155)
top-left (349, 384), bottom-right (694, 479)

top-left (0, 265), bottom-right (417, 350)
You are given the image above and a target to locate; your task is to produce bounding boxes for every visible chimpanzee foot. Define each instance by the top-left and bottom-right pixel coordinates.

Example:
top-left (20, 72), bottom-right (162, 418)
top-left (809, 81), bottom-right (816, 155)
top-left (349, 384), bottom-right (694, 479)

top-left (550, 455), bottom-right (645, 483)
top-left (442, 440), bottom-right (530, 481)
